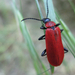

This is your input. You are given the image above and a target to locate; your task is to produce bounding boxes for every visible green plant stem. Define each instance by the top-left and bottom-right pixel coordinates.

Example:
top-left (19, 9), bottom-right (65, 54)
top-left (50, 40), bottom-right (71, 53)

top-left (59, 20), bottom-right (75, 57)
top-left (68, 0), bottom-right (75, 13)
top-left (35, 0), bottom-right (43, 19)
top-left (56, 11), bottom-right (75, 57)
top-left (12, 0), bottom-right (50, 75)
top-left (43, 0), bottom-right (56, 22)
top-left (43, 0), bottom-right (56, 73)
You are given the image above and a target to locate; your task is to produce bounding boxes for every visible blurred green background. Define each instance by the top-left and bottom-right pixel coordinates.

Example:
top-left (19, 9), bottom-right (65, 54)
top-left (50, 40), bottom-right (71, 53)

top-left (0, 0), bottom-right (75, 75)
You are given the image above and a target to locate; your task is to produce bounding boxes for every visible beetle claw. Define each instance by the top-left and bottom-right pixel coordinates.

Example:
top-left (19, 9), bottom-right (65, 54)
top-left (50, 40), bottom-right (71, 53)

top-left (64, 48), bottom-right (68, 53)
top-left (60, 29), bottom-right (63, 33)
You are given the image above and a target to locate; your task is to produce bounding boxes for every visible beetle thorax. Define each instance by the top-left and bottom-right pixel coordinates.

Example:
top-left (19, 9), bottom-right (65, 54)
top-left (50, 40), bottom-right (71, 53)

top-left (46, 21), bottom-right (56, 28)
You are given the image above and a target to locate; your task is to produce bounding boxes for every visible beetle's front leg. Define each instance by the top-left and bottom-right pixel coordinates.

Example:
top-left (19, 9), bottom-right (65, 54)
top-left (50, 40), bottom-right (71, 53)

top-left (40, 26), bottom-right (47, 29)
top-left (41, 49), bottom-right (47, 56)
top-left (38, 35), bottom-right (45, 40)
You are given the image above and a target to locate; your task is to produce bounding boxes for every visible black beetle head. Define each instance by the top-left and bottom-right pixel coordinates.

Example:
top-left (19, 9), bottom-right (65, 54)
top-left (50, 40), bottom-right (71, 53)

top-left (42, 18), bottom-right (51, 24)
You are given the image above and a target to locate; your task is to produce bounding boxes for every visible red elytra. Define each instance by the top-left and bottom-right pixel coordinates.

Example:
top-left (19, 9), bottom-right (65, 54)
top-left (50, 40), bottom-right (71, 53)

top-left (45, 21), bottom-right (64, 66)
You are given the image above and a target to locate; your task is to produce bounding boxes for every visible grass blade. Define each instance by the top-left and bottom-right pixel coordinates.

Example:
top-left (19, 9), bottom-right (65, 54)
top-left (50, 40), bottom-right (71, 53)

top-left (12, 0), bottom-right (50, 75)
top-left (43, 0), bottom-right (56, 73)
top-left (56, 11), bottom-right (75, 57)
top-left (68, 0), bottom-right (75, 13)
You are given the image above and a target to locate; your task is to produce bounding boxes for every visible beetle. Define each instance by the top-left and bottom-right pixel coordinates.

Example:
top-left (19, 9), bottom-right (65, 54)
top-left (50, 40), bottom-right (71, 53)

top-left (21, 0), bottom-right (68, 66)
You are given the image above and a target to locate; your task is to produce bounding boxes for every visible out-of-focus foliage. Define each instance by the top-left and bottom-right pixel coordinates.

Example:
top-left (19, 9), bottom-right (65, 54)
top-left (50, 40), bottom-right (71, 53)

top-left (0, 0), bottom-right (75, 75)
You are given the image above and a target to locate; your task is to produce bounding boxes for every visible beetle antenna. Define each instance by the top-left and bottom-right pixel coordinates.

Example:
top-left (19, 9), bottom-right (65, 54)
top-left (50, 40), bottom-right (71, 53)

top-left (46, 0), bottom-right (49, 18)
top-left (21, 18), bottom-right (42, 22)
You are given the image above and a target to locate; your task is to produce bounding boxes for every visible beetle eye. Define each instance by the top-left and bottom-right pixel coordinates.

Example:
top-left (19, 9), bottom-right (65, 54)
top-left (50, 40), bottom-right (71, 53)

top-left (45, 18), bottom-right (50, 22)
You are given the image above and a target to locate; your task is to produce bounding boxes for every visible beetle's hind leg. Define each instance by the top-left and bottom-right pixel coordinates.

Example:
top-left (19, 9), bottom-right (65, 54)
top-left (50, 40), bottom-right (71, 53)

top-left (64, 47), bottom-right (68, 53)
top-left (38, 35), bottom-right (45, 40)
top-left (60, 29), bottom-right (63, 33)
top-left (41, 49), bottom-right (47, 56)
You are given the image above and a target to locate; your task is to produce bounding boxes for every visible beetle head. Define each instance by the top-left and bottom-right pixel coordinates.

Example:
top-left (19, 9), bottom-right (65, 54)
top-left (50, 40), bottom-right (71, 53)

top-left (42, 18), bottom-right (51, 24)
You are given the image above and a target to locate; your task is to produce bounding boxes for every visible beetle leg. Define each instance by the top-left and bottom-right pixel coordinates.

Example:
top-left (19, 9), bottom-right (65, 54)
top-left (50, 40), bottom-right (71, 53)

top-left (41, 49), bottom-right (47, 56)
top-left (38, 35), bottom-right (45, 40)
top-left (40, 26), bottom-right (47, 29)
top-left (64, 47), bottom-right (68, 53)
top-left (60, 29), bottom-right (63, 33)
top-left (55, 23), bottom-right (60, 27)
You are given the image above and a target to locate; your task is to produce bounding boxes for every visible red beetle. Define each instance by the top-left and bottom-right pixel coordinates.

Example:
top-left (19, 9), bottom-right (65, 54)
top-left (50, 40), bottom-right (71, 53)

top-left (38, 18), bottom-right (68, 66)
top-left (21, 0), bottom-right (68, 66)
